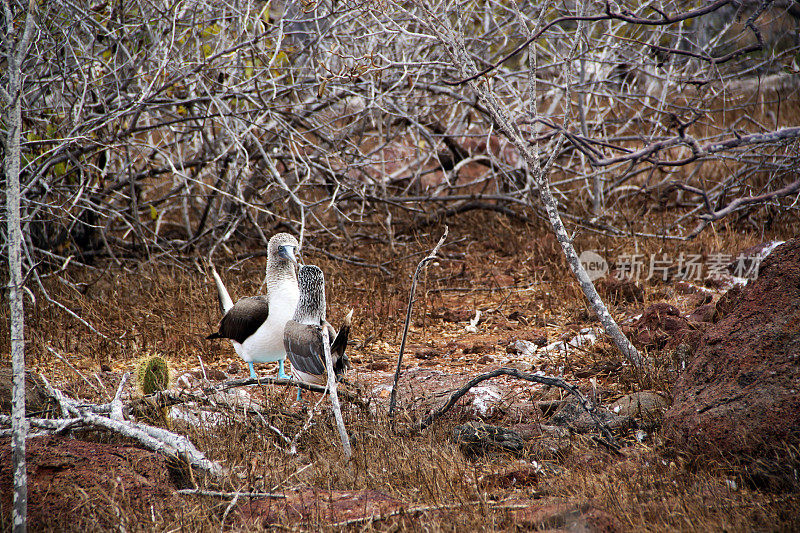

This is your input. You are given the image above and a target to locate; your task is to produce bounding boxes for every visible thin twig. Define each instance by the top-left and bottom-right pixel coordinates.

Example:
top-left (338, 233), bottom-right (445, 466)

top-left (44, 344), bottom-right (103, 395)
top-left (290, 385), bottom-right (329, 455)
top-left (389, 227), bottom-right (449, 421)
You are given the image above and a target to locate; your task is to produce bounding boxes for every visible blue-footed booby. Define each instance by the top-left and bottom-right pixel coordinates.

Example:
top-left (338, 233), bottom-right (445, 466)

top-left (283, 265), bottom-right (351, 399)
top-left (207, 233), bottom-right (300, 379)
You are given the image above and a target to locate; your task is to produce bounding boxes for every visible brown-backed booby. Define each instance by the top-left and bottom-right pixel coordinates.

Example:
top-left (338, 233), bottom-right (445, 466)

top-left (207, 233), bottom-right (300, 379)
top-left (283, 265), bottom-right (351, 398)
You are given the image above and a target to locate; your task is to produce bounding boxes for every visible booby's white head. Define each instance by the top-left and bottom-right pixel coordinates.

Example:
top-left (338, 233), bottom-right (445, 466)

top-left (266, 233), bottom-right (299, 286)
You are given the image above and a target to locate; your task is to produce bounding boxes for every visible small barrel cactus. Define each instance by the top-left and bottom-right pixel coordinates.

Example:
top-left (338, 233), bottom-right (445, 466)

top-left (136, 355), bottom-right (170, 395)
top-left (135, 354), bottom-right (171, 427)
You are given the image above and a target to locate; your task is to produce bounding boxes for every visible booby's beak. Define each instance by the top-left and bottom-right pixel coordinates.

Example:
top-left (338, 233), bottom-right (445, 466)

top-left (279, 244), bottom-right (300, 267)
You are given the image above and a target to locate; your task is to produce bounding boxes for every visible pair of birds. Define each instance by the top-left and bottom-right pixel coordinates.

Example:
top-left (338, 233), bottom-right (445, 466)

top-left (206, 233), bottom-right (350, 392)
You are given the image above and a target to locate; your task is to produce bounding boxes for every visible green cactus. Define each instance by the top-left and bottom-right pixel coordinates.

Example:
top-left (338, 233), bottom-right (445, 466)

top-left (135, 354), bottom-right (171, 427)
top-left (136, 355), bottom-right (170, 395)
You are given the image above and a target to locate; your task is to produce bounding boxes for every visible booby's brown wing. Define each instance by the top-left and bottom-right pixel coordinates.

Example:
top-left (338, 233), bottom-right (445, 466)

top-left (284, 320), bottom-right (326, 379)
top-left (207, 296), bottom-right (269, 343)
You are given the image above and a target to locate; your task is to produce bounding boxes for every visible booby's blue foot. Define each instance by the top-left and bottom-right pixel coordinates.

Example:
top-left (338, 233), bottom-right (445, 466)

top-left (248, 362), bottom-right (257, 379)
top-left (296, 387), bottom-right (303, 402)
top-left (277, 360), bottom-right (290, 380)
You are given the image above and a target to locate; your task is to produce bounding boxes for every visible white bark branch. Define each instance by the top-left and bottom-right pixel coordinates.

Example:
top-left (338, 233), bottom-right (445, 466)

top-left (322, 326), bottom-right (352, 459)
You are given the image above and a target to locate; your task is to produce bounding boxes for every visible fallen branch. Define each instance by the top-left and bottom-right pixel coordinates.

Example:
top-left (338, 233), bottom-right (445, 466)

top-left (389, 227), bottom-right (449, 420)
top-left (7, 376), bottom-right (225, 476)
top-left (322, 326), bottom-right (352, 458)
top-left (329, 500), bottom-right (532, 528)
top-left (177, 489), bottom-right (285, 499)
top-left (417, 367), bottom-right (618, 447)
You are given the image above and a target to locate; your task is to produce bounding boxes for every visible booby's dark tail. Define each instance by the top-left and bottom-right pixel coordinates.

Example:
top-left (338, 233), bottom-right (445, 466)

top-left (332, 309), bottom-right (353, 377)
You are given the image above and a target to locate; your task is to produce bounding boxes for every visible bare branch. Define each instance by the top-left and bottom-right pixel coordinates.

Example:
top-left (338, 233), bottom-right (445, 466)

top-left (417, 367), bottom-right (618, 448)
top-left (389, 226), bottom-right (449, 420)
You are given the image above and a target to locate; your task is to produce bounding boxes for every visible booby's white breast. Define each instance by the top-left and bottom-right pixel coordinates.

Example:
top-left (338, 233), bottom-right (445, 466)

top-left (238, 281), bottom-right (299, 363)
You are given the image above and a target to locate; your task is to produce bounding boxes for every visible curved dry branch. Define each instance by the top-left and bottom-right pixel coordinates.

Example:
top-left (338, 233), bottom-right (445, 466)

top-left (417, 367), bottom-right (618, 448)
top-left (389, 227), bottom-right (449, 420)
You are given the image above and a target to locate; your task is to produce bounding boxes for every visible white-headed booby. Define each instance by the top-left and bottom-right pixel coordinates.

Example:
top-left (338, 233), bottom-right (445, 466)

top-left (283, 265), bottom-right (351, 398)
top-left (207, 233), bottom-right (300, 379)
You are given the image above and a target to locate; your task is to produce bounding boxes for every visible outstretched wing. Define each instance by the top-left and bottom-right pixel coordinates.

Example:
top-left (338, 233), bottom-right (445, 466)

top-left (284, 320), bottom-right (326, 381)
top-left (207, 296), bottom-right (269, 343)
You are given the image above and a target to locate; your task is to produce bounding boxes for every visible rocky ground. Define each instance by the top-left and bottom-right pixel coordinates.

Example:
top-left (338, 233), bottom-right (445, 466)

top-left (1, 221), bottom-right (799, 531)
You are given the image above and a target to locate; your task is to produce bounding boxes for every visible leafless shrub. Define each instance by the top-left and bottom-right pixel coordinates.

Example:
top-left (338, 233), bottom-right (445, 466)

top-left (0, 0), bottom-right (795, 274)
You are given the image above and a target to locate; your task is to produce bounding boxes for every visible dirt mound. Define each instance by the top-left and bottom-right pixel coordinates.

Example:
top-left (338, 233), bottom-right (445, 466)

top-left (596, 276), bottom-right (644, 304)
top-left (663, 239), bottom-right (800, 490)
top-left (0, 436), bottom-right (179, 530)
top-left (626, 302), bottom-right (693, 350)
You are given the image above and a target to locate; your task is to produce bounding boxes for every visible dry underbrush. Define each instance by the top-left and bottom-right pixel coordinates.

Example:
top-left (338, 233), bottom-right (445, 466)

top-left (2, 213), bottom-right (800, 531)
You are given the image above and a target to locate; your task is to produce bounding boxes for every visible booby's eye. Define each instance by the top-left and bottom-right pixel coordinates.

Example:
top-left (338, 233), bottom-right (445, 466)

top-left (279, 244), bottom-right (298, 264)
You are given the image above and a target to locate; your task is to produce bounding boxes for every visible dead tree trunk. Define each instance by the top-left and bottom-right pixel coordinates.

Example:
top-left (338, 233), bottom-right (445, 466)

top-left (2, 1), bottom-right (38, 530)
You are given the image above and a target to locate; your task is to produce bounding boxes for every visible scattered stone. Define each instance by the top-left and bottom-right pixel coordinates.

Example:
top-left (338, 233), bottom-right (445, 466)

top-left (663, 239), bottom-right (800, 491)
top-left (226, 361), bottom-right (241, 375)
top-left (452, 422), bottom-right (524, 456)
top-left (549, 395), bottom-right (632, 434)
top-left (100, 363), bottom-right (112, 372)
top-left (610, 391), bottom-right (668, 424)
top-left (414, 349), bottom-right (438, 360)
top-left (476, 355), bottom-right (494, 365)
top-left (463, 343), bottom-right (491, 355)
top-left (366, 361), bottom-right (390, 371)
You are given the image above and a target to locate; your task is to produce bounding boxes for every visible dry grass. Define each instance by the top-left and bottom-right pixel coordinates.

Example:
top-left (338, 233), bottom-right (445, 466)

top-left (2, 210), bottom-right (800, 531)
